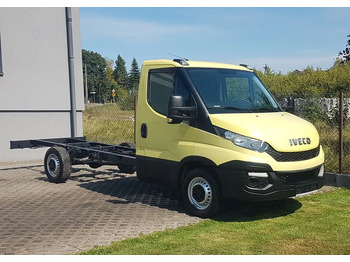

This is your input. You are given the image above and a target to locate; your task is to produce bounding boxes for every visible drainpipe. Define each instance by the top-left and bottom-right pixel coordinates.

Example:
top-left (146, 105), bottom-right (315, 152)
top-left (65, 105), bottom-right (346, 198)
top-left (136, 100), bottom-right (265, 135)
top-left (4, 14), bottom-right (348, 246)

top-left (65, 7), bottom-right (77, 137)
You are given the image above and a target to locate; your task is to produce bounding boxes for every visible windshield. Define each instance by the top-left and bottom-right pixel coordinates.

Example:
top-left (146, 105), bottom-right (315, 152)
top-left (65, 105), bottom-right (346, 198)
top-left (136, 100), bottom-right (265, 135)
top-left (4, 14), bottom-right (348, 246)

top-left (185, 68), bottom-right (281, 113)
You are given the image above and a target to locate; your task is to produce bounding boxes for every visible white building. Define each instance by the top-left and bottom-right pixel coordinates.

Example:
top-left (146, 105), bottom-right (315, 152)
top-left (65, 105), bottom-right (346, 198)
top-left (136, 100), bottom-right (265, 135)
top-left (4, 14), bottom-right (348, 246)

top-left (0, 7), bottom-right (84, 161)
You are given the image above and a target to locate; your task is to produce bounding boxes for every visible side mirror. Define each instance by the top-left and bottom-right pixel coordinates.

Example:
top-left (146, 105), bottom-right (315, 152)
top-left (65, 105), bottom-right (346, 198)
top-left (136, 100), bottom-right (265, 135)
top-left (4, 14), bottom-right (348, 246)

top-left (282, 96), bottom-right (295, 113)
top-left (167, 95), bottom-right (196, 124)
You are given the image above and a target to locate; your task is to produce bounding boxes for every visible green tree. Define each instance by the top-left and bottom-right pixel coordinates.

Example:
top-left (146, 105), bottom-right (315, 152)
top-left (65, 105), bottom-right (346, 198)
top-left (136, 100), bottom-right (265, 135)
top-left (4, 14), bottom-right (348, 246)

top-left (113, 55), bottom-right (128, 90)
top-left (129, 58), bottom-right (140, 91)
top-left (257, 62), bottom-right (350, 99)
top-left (82, 49), bottom-right (107, 103)
top-left (263, 64), bottom-right (274, 76)
top-left (338, 34), bottom-right (350, 63)
top-left (106, 59), bottom-right (116, 85)
top-left (105, 58), bottom-right (118, 101)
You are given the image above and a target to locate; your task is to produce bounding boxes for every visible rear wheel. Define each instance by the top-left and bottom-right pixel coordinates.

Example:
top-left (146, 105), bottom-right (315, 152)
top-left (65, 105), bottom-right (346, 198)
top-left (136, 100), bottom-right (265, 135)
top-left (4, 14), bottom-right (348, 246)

top-left (118, 142), bottom-right (136, 174)
top-left (88, 162), bottom-right (102, 169)
top-left (182, 168), bottom-right (222, 218)
top-left (44, 147), bottom-right (71, 183)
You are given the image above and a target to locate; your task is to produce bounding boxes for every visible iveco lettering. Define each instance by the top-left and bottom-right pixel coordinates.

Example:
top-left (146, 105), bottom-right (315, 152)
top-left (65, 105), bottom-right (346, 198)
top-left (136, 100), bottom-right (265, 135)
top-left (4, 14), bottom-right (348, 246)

top-left (11, 59), bottom-right (325, 218)
top-left (289, 138), bottom-right (312, 146)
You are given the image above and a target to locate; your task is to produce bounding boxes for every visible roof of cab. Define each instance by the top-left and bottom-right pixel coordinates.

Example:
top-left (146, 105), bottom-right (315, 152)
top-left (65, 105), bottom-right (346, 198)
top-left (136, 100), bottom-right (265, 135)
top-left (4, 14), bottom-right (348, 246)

top-left (142, 59), bottom-right (252, 71)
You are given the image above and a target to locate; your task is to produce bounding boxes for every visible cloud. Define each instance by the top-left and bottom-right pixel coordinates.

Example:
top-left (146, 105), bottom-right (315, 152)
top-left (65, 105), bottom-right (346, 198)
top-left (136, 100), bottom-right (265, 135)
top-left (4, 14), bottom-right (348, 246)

top-left (81, 13), bottom-right (203, 43)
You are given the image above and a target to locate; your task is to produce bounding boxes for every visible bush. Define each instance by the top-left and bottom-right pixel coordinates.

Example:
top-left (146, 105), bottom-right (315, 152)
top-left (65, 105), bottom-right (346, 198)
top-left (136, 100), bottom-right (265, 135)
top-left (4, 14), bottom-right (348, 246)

top-left (298, 101), bottom-right (328, 123)
top-left (257, 63), bottom-right (350, 99)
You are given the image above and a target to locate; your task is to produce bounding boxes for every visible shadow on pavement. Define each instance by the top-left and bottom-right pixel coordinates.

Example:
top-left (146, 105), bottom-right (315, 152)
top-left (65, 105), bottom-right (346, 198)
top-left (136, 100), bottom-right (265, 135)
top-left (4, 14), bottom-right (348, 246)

top-left (76, 172), bottom-right (185, 213)
top-left (30, 165), bottom-right (303, 220)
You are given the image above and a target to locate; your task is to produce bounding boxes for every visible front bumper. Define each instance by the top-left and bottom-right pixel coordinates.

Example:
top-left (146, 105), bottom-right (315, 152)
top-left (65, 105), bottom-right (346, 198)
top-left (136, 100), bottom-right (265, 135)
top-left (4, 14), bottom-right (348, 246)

top-left (216, 160), bottom-right (325, 201)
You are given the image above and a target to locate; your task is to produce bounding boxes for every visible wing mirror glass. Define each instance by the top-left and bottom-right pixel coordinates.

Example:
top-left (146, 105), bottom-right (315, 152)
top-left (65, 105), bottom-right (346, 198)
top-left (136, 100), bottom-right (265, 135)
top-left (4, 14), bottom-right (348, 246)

top-left (282, 96), bottom-right (295, 113)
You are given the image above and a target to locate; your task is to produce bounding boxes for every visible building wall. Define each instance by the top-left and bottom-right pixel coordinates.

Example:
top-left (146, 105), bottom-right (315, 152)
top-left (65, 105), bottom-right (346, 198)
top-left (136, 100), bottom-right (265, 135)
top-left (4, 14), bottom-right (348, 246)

top-left (0, 7), bottom-right (84, 161)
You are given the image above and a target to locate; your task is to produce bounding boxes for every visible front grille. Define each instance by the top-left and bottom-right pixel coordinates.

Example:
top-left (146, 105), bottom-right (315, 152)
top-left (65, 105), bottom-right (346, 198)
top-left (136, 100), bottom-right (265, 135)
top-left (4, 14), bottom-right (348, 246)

top-left (266, 145), bottom-right (320, 162)
top-left (276, 167), bottom-right (320, 185)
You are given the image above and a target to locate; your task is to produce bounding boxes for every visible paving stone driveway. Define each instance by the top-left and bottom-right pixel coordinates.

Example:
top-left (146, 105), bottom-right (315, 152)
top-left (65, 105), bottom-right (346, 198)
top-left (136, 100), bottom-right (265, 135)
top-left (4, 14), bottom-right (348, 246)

top-left (0, 160), bottom-right (201, 255)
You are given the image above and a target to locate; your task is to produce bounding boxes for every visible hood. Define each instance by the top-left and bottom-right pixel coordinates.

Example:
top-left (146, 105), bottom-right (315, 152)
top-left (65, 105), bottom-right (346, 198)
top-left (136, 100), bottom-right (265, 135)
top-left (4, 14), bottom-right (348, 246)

top-left (209, 112), bottom-right (320, 152)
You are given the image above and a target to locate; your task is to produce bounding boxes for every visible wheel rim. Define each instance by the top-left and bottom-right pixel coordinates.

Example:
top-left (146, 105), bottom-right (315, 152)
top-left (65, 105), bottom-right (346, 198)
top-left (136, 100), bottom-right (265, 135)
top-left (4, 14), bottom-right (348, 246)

top-left (47, 154), bottom-right (60, 178)
top-left (187, 177), bottom-right (212, 210)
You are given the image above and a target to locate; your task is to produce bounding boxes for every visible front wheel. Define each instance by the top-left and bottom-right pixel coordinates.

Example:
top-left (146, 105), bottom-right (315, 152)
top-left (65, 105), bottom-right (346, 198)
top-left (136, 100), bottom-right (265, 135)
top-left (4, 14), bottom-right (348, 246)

top-left (182, 168), bottom-right (222, 218)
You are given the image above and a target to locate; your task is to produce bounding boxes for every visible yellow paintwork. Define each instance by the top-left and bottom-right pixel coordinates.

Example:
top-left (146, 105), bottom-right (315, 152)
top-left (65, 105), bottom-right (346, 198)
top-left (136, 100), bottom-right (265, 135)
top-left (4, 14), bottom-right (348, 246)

top-left (136, 61), bottom-right (196, 162)
top-left (142, 59), bottom-right (252, 71)
top-left (193, 127), bottom-right (324, 172)
top-left (136, 59), bottom-right (324, 172)
top-left (209, 112), bottom-right (320, 152)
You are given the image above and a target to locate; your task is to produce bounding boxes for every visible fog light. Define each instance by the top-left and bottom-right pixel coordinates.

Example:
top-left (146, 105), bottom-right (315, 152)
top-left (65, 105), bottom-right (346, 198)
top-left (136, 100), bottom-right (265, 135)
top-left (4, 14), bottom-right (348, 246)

top-left (248, 172), bottom-right (268, 178)
top-left (245, 172), bottom-right (270, 189)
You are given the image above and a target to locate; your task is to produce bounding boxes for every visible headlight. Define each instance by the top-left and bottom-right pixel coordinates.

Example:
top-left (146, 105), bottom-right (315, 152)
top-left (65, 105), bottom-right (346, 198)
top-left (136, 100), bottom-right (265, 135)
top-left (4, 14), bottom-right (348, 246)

top-left (215, 127), bottom-right (268, 153)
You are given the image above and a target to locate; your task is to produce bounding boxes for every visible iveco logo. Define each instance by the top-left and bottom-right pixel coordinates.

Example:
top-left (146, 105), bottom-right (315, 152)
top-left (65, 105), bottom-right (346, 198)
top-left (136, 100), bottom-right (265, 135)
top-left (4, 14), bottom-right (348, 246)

top-left (289, 137), bottom-right (311, 146)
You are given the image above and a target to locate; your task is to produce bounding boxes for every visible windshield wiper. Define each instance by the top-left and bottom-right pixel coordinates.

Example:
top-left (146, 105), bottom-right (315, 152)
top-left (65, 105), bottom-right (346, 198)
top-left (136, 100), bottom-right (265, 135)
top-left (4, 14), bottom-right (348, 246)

top-left (207, 106), bottom-right (280, 113)
top-left (207, 106), bottom-right (251, 112)
top-left (251, 107), bottom-right (280, 112)
top-left (223, 106), bottom-right (247, 111)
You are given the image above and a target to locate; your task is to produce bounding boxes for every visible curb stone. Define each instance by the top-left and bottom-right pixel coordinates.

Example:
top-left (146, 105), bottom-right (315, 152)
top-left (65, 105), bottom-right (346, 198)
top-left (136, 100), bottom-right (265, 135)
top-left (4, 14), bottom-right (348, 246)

top-left (324, 172), bottom-right (350, 188)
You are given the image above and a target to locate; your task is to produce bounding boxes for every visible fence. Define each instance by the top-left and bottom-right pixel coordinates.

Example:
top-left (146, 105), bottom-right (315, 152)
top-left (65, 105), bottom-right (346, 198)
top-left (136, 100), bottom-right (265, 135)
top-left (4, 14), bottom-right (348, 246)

top-left (289, 92), bottom-right (349, 175)
top-left (83, 92), bottom-right (350, 174)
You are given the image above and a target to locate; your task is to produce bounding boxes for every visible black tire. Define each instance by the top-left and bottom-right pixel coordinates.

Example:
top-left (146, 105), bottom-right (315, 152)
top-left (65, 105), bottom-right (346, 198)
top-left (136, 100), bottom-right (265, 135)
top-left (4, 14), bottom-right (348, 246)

top-left (118, 142), bottom-right (136, 174)
top-left (182, 168), bottom-right (222, 218)
top-left (88, 162), bottom-right (102, 169)
top-left (44, 147), bottom-right (71, 183)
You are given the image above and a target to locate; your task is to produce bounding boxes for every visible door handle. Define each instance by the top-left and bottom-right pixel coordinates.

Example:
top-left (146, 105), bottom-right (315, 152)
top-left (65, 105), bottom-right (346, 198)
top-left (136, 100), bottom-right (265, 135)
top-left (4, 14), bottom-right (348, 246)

top-left (141, 123), bottom-right (148, 138)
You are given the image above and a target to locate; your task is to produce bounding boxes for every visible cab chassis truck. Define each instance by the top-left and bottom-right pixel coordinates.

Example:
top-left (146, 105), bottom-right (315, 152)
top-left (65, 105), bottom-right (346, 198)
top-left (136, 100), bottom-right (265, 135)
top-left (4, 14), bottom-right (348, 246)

top-left (11, 59), bottom-right (325, 218)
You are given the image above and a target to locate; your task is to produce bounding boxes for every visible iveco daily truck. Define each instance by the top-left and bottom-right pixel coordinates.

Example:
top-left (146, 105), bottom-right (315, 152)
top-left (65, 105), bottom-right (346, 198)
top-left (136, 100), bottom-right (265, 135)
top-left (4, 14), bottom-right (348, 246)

top-left (11, 59), bottom-right (325, 218)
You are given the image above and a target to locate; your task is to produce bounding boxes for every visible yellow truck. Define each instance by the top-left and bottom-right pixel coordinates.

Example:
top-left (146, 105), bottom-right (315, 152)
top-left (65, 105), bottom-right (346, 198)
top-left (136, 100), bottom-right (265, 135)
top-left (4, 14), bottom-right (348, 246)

top-left (11, 59), bottom-right (325, 218)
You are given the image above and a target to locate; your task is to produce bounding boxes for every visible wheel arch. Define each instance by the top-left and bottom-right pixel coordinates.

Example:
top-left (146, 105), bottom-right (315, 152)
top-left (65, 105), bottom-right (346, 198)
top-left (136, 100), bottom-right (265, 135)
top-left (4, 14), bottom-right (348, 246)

top-left (178, 156), bottom-right (220, 189)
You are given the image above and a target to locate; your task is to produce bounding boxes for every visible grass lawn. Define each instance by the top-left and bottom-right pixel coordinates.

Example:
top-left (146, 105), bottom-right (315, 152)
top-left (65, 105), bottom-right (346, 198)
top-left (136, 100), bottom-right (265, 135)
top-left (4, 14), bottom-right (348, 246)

top-left (79, 187), bottom-right (350, 255)
top-left (83, 104), bottom-right (134, 145)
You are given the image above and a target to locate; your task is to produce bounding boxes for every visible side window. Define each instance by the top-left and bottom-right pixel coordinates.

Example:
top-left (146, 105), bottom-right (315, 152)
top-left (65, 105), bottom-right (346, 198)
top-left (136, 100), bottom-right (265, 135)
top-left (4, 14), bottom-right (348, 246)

top-left (0, 33), bottom-right (3, 77)
top-left (147, 68), bottom-right (192, 116)
top-left (148, 69), bottom-right (175, 115)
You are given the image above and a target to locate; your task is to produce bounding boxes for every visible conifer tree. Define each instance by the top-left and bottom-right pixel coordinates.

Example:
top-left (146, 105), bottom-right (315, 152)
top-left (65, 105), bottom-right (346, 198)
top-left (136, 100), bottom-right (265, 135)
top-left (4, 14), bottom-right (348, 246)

top-left (129, 58), bottom-right (140, 90)
top-left (338, 34), bottom-right (350, 63)
top-left (113, 55), bottom-right (128, 90)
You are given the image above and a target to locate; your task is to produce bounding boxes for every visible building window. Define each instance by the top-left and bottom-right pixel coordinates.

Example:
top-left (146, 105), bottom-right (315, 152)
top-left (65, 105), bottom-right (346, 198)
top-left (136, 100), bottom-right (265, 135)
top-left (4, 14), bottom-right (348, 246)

top-left (0, 33), bottom-right (3, 77)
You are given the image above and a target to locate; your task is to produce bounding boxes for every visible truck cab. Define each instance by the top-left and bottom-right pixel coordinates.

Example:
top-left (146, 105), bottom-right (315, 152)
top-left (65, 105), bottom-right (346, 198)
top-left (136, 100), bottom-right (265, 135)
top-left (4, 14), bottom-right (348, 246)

top-left (135, 59), bottom-right (324, 218)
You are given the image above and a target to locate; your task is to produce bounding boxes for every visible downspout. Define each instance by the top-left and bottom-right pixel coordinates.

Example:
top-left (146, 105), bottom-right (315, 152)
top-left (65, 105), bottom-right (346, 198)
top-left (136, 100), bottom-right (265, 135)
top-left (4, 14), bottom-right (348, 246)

top-left (65, 7), bottom-right (77, 137)
top-left (0, 33), bottom-right (4, 77)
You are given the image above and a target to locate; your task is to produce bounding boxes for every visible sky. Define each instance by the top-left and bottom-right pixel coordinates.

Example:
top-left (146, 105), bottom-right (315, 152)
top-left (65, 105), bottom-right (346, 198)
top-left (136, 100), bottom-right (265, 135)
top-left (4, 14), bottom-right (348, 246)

top-left (2, 1), bottom-right (349, 74)
top-left (79, 6), bottom-right (350, 74)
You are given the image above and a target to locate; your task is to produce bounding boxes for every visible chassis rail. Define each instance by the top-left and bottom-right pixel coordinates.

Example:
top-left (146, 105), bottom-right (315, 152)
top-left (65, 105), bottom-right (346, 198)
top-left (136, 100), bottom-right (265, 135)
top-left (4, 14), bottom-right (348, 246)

top-left (10, 137), bottom-right (136, 167)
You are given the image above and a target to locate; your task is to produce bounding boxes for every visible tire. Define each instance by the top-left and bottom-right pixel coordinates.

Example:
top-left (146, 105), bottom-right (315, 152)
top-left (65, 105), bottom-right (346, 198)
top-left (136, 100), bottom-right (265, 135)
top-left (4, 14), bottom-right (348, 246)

top-left (118, 142), bottom-right (136, 174)
top-left (88, 162), bottom-right (102, 169)
top-left (182, 168), bottom-right (222, 218)
top-left (44, 147), bottom-right (71, 183)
